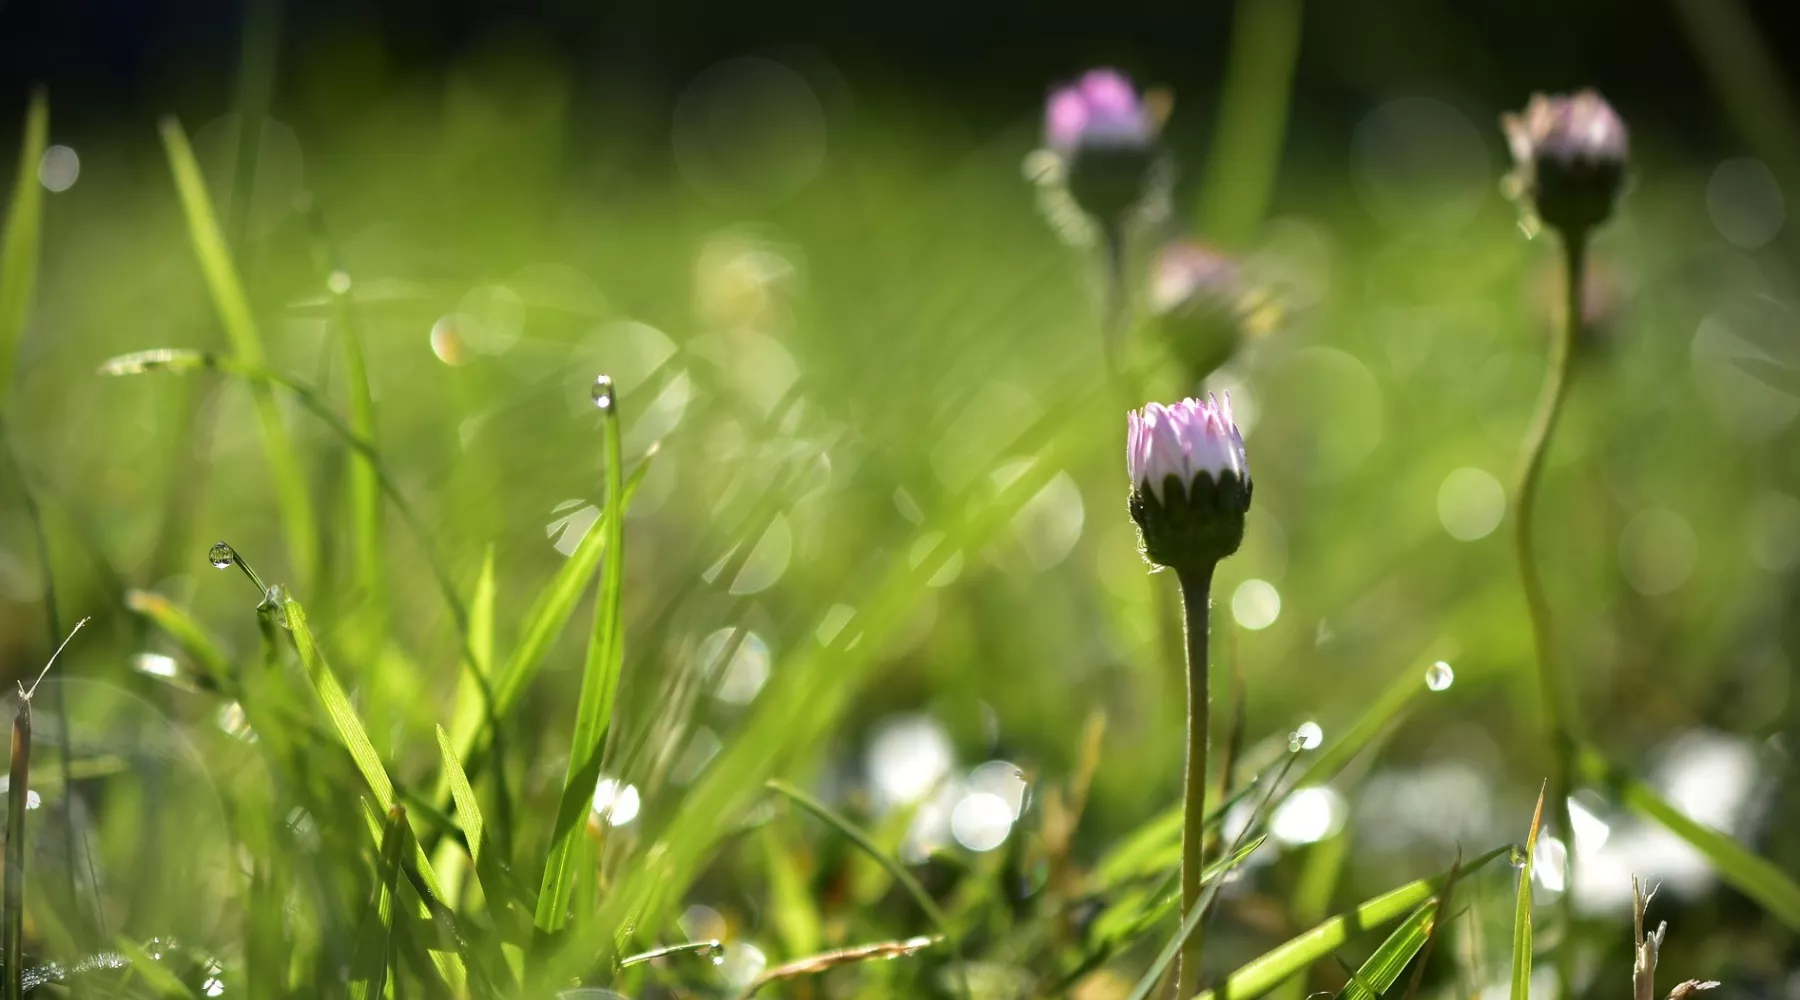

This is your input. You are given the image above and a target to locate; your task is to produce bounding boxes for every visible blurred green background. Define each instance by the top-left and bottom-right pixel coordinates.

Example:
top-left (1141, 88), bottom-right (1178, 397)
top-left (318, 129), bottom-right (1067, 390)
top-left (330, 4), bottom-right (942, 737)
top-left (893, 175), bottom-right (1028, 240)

top-left (0, 0), bottom-right (1797, 996)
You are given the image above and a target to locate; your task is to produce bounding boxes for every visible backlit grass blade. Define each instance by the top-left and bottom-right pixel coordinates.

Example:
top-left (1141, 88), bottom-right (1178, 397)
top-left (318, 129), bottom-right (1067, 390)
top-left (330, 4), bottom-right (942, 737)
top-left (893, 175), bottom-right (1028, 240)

top-left (1511, 785), bottom-right (1546, 1000)
top-left (124, 589), bottom-right (230, 683)
top-left (1193, 845), bottom-right (1513, 1000)
top-left (1105, 659), bottom-right (1438, 887)
top-left (1334, 901), bottom-right (1438, 1000)
top-left (1272, 825), bottom-right (1353, 1000)
top-left (766, 779), bottom-right (951, 934)
top-left (534, 376), bottom-right (628, 936)
top-left (349, 806), bottom-right (408, 1000)
top-left (0, 88), bottom-right (48, 392)
top-left (297, 196), bottom-right (381, 613)
top-left (160, 120), bottom-right (318, 588)
top-left (113, 937), bottom-right (201, 998)
top-left (436, 725), bottom-right (485, 870)
top-left (1125, 836), bottom-right (1270, 1000)
top-left (1579, 745), bottom-right (1800, 931)
top-left (5, 698), bottom-right (30, 1000)
top-left (285, 596), bottom-right (395, 810)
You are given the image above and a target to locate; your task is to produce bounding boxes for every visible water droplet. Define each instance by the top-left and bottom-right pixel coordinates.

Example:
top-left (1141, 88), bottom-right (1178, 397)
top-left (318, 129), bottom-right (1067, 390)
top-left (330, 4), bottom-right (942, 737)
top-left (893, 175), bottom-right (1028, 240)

top-left (1425, 661), bottom-right (1455, 691)
top-left (710, 953), bottom-right (726, 967)
top-left (207, 542), bottom-right (235, 569)
top-left (592, 374), bottom-right (615, 411)
top-left (258, 586), bottom-right (291, 629)
top-left (1508, 845), bottom-right (1528, 868)
top-left (1288, 732), bottom-right (1305, 753)
top-left (1291, 721), bottom-right (1323, 750)
top-left (327, 269), bottom-right (352, 295)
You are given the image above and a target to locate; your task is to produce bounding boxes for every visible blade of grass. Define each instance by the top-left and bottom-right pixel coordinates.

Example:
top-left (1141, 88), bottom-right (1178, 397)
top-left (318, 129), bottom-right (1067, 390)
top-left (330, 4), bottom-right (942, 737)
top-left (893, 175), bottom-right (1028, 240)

top-left (1578, 745), bottom-right (1800, 931)
top-left (1197, 0), bottom-right (1304, 246)
top-left (1336, 902), bottom-right (1437, 1000)
top-left (620, 939), bottom-right (724, 968)
top-left (0, 87), bottom-right (47, 393)
top-left (766, 779), bottom-right (950, 934)
top-left (1512, 784), bottom-right (1546, 1000)
top-left (745, 936), bottom-right (942, 997)
top-left (159, 118), bottom-right (318, 587)
top-left (765, 778), bottom-right (972, 1000)
top-left (1193, 845), bottom-right (1513, 1000)
top-left (1272, 826), bottom-right (1353, 1000)
top-left (112, 938), bottom-right (201, 999)
top-left (534, 376), bottom-right (628, 937)
top-left (1125, 835), bottom-right (1271, 1000)
top-left (101, 350), bottom-right (510, 787)
top-left (297, 196), bottom-right (383, 622)
top-left (349, 806), bottom-right (408, 1000)
top-left (436, 725), bottom-right (485, 870)
top-left (124, 589), bottom-right (230, 683)
top-left (1105, 658), bottom-right (1439, 888)
top-left (5, 697), bottom-right (29, 1000)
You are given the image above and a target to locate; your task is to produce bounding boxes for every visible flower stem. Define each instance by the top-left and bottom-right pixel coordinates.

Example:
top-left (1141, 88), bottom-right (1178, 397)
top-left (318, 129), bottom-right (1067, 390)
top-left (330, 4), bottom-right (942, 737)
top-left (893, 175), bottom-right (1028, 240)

top-left (1514, 229), bottom-right (1586, 997)
top-left (1174, 561), bottom-right (1216, 999)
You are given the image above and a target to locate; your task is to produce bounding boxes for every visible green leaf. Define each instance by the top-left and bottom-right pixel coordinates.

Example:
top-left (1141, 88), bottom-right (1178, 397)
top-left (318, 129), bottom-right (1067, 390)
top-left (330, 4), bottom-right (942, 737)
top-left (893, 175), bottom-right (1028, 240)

top-left (1336, 902), bottom-right (1437, 1000)
top-left (1511, 785), bottom-right (1546, 1000)
top-left (1580, 745), bottom-right (1800, 931)
top-left (0, 88), bottom-right (48, 395)
top-left (436, 725), bottom-right (484, 869)
top-left (112, 938), bottom-right (201, 999)
top-left (444, 546), bottom-right (497, 775)
top-left (159, 118), bottom-right (317, 586)
top-left (349, 806), bottom-right (408, 1000)
top-left (285, 596), bottom-right (395, 811)
top-left (534, 378), bottom-right (630, 936)
top-left (1125, 836), bottom-right (1270, 1000)
top-left (124, 589), bottom-right (230, 683)
top-left (1272, 825), bottom-right (1353, 1000)
top-left (1192, 845), bottom-right (1512, 1000)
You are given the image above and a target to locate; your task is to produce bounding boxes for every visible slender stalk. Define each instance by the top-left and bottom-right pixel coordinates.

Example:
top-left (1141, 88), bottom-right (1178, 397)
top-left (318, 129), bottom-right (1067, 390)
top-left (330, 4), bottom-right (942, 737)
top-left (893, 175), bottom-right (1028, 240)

top-left (1513, 230), bottom-right (1585, 999)
top-left (1174, 561), bottom-right (1216, 999)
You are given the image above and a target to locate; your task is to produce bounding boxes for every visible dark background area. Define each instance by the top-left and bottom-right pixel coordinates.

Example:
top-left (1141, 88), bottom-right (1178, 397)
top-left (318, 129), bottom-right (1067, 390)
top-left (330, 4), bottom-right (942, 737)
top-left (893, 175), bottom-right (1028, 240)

top-left (2, 0), bottom-right (1796, 156)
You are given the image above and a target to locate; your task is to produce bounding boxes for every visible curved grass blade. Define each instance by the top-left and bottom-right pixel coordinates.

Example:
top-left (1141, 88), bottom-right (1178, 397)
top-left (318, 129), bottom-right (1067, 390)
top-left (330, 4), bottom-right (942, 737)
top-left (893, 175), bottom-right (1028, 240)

top-left (159, 118), bottom-right (318, 587)
top-left (1124, 836), bottom-right (1270, 1000)
top-left (1194, 845), bottom-right (1513, 1000)
top-left (112, 937), bottom-right (201, 999)
top-left (349, 806), bottom-right (408, 1000)
top-left (766, 779), bottom-right (950, 932)
top-left (534, 377), bottom-right (629, 937)
top-left (1512, 784), bottom-right (1546, 1000)
top-left (1579, 745), bottom-right (1800, 931)
top-left (1335, 901), bottom-right (1438, 1000)
top-left (124, 589), bottom-right (230, 683)
top-left (101, 350), bottom-right (508, 768)
top-left (0, 87), bottom-right (47, 392)
top-left (766, 779), bottom-right (970, 999)
top-left (1104, 659), bottom-right (1437, 889)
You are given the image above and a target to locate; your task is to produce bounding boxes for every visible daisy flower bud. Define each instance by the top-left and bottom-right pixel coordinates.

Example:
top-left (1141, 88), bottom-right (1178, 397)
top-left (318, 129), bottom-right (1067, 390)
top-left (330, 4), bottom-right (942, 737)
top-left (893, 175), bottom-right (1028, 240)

top-left (1150, 240), bottom-right (1249, 378)
top-left (1502, 89), bottom-right (1629, 236)
top-left (1044, 68), bottom-right (1162, 224)
top-left (1127, 394), bottom-right (1251, 570)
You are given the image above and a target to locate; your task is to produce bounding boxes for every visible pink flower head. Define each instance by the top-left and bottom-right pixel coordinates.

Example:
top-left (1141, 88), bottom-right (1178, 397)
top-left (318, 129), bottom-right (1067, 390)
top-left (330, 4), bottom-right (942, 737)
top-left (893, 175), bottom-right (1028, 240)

top-left (1045, 68), bottom-right (1154, 156)
top-left (1150, 240), bottom-right (1242, 317)
top-left (1127, 393), bottom-right (1249, 503)
top-left (1504, 89), bottom-right (1628, 172)
top-left (1501, 89), bottom-right (1628, 233)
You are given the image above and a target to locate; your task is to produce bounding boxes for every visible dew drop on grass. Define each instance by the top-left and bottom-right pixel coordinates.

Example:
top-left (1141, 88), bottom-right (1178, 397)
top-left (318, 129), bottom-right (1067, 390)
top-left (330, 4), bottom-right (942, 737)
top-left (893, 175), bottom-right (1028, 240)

top-left (327, 269), bottom-right (352, 295)
top-left (208, 541), bottom-right (235, 569)
top-left (592, 374), bottom-right (615, 411)
top-left (1426, 660), bottom-right (1455, 691)
top-left (1508, 845), bottom-right (1528, 868)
